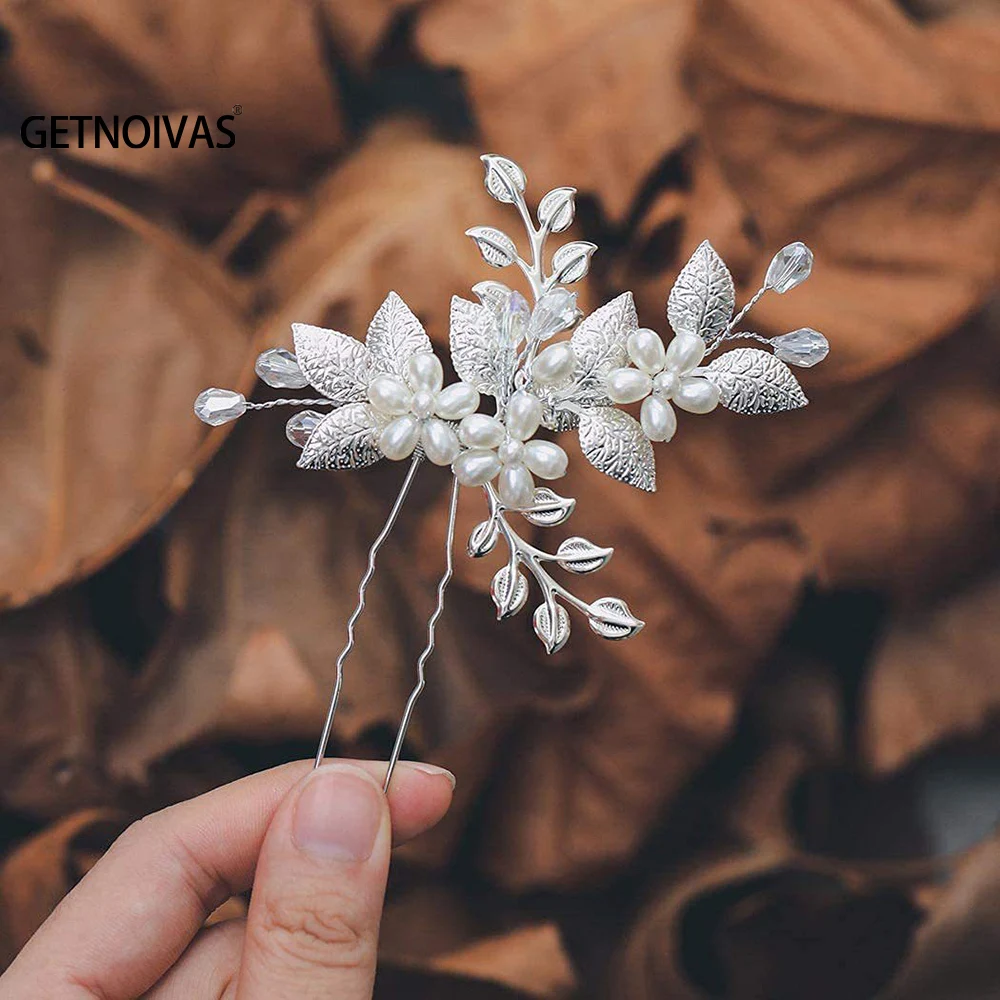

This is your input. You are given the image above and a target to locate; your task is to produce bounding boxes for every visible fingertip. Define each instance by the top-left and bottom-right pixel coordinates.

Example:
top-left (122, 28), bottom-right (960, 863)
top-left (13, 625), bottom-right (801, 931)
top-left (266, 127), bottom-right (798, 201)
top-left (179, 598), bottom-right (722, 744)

top-left (386, 761), bottom-right (456, 845)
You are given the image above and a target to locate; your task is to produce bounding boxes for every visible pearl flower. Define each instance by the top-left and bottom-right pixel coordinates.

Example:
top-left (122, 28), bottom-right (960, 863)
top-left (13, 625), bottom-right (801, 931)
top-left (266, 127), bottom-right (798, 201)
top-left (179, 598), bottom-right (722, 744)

top-left (452, 390), bottom-right (568, 509)
top-left (370, 353), bottom-right (480, 466)
top-left (604, 328), bottom-right (720, 442)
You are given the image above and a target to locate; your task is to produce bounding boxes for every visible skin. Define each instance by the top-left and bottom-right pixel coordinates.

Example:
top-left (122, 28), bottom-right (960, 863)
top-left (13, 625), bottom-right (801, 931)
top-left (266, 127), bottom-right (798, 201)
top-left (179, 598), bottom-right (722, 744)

top-left (0, 759), bottom-right (456, 999)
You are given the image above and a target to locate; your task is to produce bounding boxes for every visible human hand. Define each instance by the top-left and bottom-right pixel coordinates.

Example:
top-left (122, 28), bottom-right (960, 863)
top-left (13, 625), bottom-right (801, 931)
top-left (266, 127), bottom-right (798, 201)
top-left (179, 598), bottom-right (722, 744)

top-left (0, 760), bottom-right (455, 999)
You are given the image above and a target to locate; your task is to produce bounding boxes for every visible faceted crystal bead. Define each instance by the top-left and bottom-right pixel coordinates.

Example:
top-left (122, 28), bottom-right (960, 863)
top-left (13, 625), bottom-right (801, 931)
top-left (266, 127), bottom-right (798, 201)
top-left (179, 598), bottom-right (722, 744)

top-left (285, 409), bottom-right (323, 447)
top-left (771, 327), bottom-right (829, 367)
top-left (194, 388), bottom-right (246, 426)
top-left (255, 348), bottom-right (309, 388)
top-left (765, 242), bottom-right (813, 293)
top-left (502, 291), bottom-right (531, 344)
top-left (529, 288), bottom-right (577, 341)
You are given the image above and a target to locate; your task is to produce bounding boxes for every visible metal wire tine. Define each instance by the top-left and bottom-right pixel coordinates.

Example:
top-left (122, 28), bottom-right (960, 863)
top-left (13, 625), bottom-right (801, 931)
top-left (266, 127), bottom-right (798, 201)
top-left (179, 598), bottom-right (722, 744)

top-left (383, 475), bottom-right (461, 792)
top-left (313, 452), bottom-right (424, 768)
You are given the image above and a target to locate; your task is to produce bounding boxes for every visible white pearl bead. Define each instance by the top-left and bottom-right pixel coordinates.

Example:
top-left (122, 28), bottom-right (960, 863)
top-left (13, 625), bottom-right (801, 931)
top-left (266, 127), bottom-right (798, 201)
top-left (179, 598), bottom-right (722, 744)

top-left (640, 395), bottom-right (677, 442)
top-left (627, 328), bottom-right (666, 375)
top-left (530, 342), bottom-right (576, 385)
top-left (379, 414), bottom-right (421, 460)
top-left (505, 390), bottom-right (542, 441)
top-left (368, 376), bottom-right (412, 416)
top-left (411, 389), bottom-right (436, 418)
top-left (665, 333), bottom-right (706, 374)
top-left (406, 352), bottom-right (444, 393)
top-left (498, 438), bottom-right (524, 465)
top-left (420, 418), bottom-right (461, 466)
top-left (498, 462), bottom-right (535, 509)
top-left (522, 440), bottom-right (568, 480)
top-left (459, 413), bottom-right (505, 448)
top-left (673, 376), bottom-right (720, 414)
top-left (652, 370), bottom-right (679, 398)
top-left (435, 382), bottom-right (480, 420)
top-left (606, 367), bottom-right (652, 404)
top-left (453, 448), bottom-right (502, 487)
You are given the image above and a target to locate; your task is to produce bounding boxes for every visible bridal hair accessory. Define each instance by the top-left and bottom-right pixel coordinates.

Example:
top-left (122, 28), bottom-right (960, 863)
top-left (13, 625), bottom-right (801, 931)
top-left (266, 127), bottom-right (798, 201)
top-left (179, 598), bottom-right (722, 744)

top-left (195, 154), bottom-right (828, 787)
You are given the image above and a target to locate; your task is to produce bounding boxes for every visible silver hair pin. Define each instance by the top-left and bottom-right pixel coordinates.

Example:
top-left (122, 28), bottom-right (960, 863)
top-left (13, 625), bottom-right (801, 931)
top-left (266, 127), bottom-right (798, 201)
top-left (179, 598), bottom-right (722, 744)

top-left (195, 154), bottom-right (829, 788)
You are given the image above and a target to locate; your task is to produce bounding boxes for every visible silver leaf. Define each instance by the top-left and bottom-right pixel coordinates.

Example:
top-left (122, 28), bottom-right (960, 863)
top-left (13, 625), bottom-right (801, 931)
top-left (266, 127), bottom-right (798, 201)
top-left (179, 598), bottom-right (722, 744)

top-left (533, 602), bottom-right (570, 654)
top-left (466, 226), bottom-right (518, 268)
top-left (520, 487), bottom-right (576, 527)
top-left (537, 187), bottom-right (576, 233)
top-left (541, 402), bottom-right (580, 433)
top-left (449, 296), bottom-right (508, 397)
top-left (491, 566), bottom-right (528, 619)
top-left (291, 323), bottom-right (371, 404)
top-left (588, 597), bottom-right (644, 640)
top-left (578, 407), bottom-right (656, 492)
top-left (667, 240), bottom-right (735, 342)
top-left (365, 292), bottom-right (433, 379)
top-left (555, 536), bottom-right (614, 574)
top-left (705, 348), bottom-right (808, 414)
top-left (472, 280), bottom-right (513, 314)
top-left (481, 154), bottom-right (526, 205)
top-left (297, 402), bottom-right (382, 471)
top-left (564, 292), bottom-right (636, 407)
top-left (468, 519), bottom-right (499, 558)
top-left (550, 241), bottom-right (597, 284)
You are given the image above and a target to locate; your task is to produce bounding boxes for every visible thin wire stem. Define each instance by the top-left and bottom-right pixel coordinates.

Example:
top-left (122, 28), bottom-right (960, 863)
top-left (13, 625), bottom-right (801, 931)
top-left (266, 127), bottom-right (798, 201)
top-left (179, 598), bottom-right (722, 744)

top-left (246, 398), bottom-right (336, 410)
top-left (313, 453), bottom-right (424, 768)
top-left (383, 475), bottom-right (461, 791)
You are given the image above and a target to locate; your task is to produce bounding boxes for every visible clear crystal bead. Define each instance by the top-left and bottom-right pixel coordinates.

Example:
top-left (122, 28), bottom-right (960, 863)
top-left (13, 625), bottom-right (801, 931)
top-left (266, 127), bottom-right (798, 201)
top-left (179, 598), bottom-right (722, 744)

top-left (502, 290), bottom-right (531, 345)
top-left (285, 409), bottom-right (323, 447)
top-left (194, 388), bottom-right (246, 425)
top-left (529, 288), bottom-right (577, 341)
top-left (255, 347), bottom-right (309, 388)
top-left (771, 328), bottom-right (829, 367)
top-left (765, 242), bottom-right (813, 294)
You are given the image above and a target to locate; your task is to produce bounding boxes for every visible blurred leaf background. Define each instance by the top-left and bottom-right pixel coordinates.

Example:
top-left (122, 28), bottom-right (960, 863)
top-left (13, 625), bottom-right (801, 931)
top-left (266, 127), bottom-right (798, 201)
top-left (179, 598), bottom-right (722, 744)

top-left (0, 0), bottom-right (998, 996)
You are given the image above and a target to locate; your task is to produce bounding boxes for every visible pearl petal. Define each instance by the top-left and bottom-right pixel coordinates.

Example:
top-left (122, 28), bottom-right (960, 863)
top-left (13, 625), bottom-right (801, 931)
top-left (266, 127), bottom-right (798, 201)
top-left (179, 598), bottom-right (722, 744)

top-left (459, 413), bottom-right (506, 449)
top-left (531, 342), bottom-right (576, 385)
top-left (640, 395), bottom-right (677, 442)
top-left (522, 440), bottom-right (568, 480)
top-left (435, 382), bottom-right (480, 420)
top-left (498, 463), bottom-right (535, 509)
top-left (368, 375), bottom-right (412, 415)
top-left (421, 418), bottom-right (461, 466)
top-left (673, 376), bottom-right (720, 414)
top-left (505, 390), bottom-right (543, 441)
top-left (665, 333), bottom-right (706, 374)
top-left (606, 367), bottom-right (652, 404)
top-left (453, 448), bottom-right (502, 487)
top-left (379, 414), bottom-right (421, 460)
top-left (627, 328), bottom-right (666, 374)
top-left (406, 352), bottom-right (444, 393)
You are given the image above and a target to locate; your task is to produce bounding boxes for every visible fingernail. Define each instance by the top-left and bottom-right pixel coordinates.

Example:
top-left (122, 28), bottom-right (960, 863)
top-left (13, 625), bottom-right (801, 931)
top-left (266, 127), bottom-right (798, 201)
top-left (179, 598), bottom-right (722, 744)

top-left (403, 761), bottom-right (457, 789)
top-left (293, 766), bottom-right (383, 861)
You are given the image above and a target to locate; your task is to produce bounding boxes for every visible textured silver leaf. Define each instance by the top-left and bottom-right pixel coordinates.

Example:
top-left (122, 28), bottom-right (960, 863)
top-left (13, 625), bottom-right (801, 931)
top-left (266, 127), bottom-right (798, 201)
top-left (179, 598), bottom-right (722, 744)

top-left (541, 402), bottom-right (580, 433)
top-left (556, 537), bottom-right (614, 574)
top-left (705, 348), bottom-right (808, 414)
top-left (449, 296), bottom-right (508, 396)
top-left (565, 292), bottom-right (636, 407)
top-left (491, 566), bottom-right (528, 619)
top-left (520, 487), bottom-right (576, 527)
top-left (466, 226), bottom-right (518, 268)
top-left (468, 519), bottom-right (499, 558)
top-left (667, 240), bottom-right (735, 342)
top-left (588, 597), bottom-right (644, 639)
top-left (472, 280), bottom-right (513, 314)
top-left (537, 187), bottom-right (576, 233)
top-left (551, 241), bottom-right (597, 284)
top-left (533, 602), bottom-right (570, 654)
top-left (365, 292), bottom-right (433, 380)
top-left (578, 407), bottom-right (656, 492)
top-left (481, 154), bottom-right (526, 204)
top-left (291, 323), bottom-right (371, 404)
top-left (297, 402), bottom-right (382, 471)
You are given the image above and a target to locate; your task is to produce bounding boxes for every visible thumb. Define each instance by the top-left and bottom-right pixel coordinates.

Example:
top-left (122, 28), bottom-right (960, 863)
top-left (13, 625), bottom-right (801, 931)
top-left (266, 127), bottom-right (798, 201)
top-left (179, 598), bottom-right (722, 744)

top-left (236, 763), bottom-right (392, 1000)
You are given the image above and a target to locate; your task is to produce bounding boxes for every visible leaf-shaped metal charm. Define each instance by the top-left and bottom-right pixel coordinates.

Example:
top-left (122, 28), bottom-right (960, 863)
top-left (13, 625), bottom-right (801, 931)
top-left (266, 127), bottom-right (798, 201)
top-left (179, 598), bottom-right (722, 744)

top-left (365, 292), bottom-right (433, 380)
top-left (533, 602), bottom-right (570, 654)
top-left (565, 292), bottom-right (636, 407)
top-left (297, 402), bottom-right (382, 471)
top-left (291, 323), bottom-right (371, 405)
top-left (481, 154), bottom-right (526, 205)
top-left (578, 407), bottom-right (656, 492)
top-left (588, 597), bottom-right (644, 640)
top-left (541, 402), bottom-right (580, 433)
top-left (705, 348), bottom-right (808, 414)
top-left (468, 519), bottom-right (499, 558)
top-left (449, 296), bottom-right (509, 397)
top-left (551, 241), bottom-right (597, 284)
top-left (472, 280), bottom-right (513, 314)
top-left (667, 240), bottom-right (735, 342)
top-left (520, 487), bottom-right (576, 527)
top-left (466, 226), bottom-right (518, 268)
top-left (491, 565), bottom-right (528, 619)
top-left (556, 537), bottom-right (614, 574)
top-left (537, 187), bottom-right (576, 233)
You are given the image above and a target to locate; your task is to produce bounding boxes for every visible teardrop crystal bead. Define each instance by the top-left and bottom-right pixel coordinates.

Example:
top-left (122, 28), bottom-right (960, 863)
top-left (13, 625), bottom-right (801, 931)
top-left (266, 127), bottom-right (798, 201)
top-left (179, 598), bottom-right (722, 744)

top-left (285, 409), bottom-right (324, 447)
top-left (764, 242), bottom-right (813, 294)
top-left (529, 288), bottom-right (577, 341)
top-left (771, 327), bottom-right (829, 367)
top-left (255, 347), bottom-right (309, 388)
top-left (194, 388), bottom-right (246, 425)
top-left (502, 290), bottom-right (531, 345)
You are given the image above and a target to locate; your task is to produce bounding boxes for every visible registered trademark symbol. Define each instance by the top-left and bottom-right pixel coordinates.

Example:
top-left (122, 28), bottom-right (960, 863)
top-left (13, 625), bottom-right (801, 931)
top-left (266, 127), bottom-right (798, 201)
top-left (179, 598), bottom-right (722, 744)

top-left (233, 104), bottom-right (243, 116)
